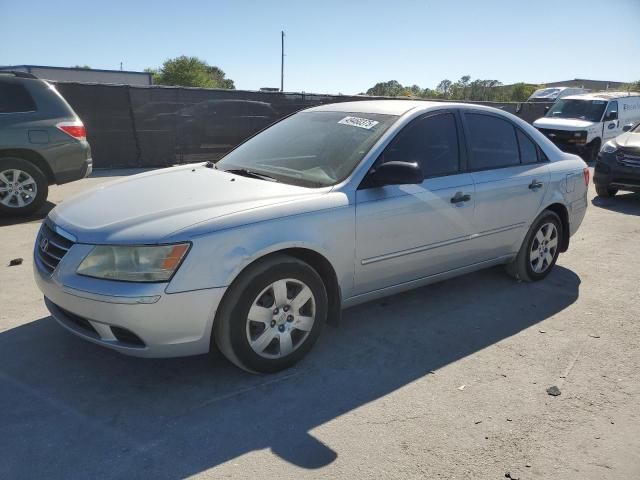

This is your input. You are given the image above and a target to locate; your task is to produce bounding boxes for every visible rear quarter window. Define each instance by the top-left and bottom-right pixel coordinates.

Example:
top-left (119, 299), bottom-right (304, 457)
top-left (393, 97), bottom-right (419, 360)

top-left (0, 83), bottom-right (37, 113)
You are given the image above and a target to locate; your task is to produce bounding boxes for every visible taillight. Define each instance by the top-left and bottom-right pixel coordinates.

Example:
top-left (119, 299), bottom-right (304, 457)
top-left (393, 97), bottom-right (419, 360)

top-left (583, 167), bottom-right (590, 186)
top-left (57, 121), bottom-right (86, 141)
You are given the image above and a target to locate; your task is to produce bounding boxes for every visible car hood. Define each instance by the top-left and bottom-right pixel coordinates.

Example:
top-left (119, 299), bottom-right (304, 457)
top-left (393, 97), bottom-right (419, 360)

top-left (614, 132), bottom-right (640, 150)
top-left (533, 117), bottom-right (596, 130)
top-left (49, 164), bottom-right (330, 244)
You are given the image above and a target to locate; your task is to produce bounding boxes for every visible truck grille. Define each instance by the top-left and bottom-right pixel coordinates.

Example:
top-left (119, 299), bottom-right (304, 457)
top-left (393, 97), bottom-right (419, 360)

top-left (537, 128), bottom-right (577, 143)
top-left (37, 222), bottom-right (75, 273)
top-left (616, 149), bottom-right (640, 168)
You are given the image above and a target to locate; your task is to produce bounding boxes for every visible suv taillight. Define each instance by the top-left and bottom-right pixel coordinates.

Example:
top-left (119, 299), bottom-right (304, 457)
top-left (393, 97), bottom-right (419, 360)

top-left (57, 121), bottom-right (86, 141)
top-left (583, 167), bottom-right (590, 186)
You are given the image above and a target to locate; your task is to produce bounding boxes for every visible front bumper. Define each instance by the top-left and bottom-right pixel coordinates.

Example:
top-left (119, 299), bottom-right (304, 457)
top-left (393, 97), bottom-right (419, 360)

top-left (594, 150), bottom-right (640, 192)
top-left (33, 234), bottom-right (226, 358)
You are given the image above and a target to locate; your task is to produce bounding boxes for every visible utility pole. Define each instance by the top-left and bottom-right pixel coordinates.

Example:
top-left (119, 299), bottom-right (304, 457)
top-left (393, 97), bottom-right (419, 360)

top-left (120, 62), bottom-right (123, 71)
top-left (280, 30), bottom-right (285, 92)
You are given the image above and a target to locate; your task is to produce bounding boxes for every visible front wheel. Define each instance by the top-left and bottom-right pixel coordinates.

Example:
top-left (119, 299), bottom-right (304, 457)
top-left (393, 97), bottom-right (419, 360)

top-left (214, 254), bottom-right (327, 373)
top-left (506, 210), bottom-right (562, 282)
top-left (595, 185), bottom-right (618, 197)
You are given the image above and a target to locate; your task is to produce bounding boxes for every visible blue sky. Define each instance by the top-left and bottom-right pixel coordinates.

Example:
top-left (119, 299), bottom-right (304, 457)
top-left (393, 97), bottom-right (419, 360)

top-left (2, 0), bottom-right (639, 94)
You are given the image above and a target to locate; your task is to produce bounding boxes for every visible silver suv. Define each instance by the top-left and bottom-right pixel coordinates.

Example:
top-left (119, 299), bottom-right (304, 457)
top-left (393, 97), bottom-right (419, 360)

top-left (0, 72), bottom-right (92, 216)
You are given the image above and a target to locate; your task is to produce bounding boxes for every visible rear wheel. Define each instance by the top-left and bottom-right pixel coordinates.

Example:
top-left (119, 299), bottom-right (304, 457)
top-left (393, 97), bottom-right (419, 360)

top-left (214, 254), bottom-right (327, 373)
top-left (595, 185), bottom-right (618, 197)
top-left (0, 157), bottom-right (48, 217)
top-left (506, 210), bottom-right (562, 282)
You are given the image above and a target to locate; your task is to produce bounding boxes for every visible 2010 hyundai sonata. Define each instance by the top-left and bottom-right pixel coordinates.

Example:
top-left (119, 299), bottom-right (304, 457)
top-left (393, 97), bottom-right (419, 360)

top-left (34, 100), bottom-right (588, 373)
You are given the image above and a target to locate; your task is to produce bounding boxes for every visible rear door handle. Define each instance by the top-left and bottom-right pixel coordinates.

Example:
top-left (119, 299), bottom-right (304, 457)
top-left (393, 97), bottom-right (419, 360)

top-left (529, 180), bottom-right (543, 190)
top-left (450, 192), bottom-right (471, 204)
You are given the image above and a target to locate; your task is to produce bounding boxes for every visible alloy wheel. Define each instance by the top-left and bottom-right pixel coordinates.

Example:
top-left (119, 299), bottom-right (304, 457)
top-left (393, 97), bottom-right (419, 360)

top-left (0, 169), bottom-right (38, 208)
top-left (246, 278), bottom-right (316, 359)
top-left (529, 222), bottom-right (558, 273)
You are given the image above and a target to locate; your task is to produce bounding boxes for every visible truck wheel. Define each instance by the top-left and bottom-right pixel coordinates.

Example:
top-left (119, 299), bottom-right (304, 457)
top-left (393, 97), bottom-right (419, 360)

top-left (0, 157), bottom-right (49, 217)
top-left (584, 140), bottom-right (601, 163)
top-left (595, 185), bottom-right (618, 197)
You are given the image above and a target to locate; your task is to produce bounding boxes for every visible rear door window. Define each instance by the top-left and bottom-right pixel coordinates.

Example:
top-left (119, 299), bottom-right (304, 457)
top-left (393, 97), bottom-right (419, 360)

top-left (464, 113), bottom-right (519, 170)
top-left (0, 83), bottom-right (37, 113)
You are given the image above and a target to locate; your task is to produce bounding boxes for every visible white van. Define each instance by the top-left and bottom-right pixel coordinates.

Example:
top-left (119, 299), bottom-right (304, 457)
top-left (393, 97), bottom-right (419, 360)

top-left (533, 92), bottom-right (640, 161)
top-left (527, 86), bottom-right (589, 103)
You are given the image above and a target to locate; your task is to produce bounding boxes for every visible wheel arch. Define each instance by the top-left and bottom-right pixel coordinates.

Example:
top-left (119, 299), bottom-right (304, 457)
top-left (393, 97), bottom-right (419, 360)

top-left (0, 148), bottom-right (55, 184)
top-left (217, 246), bottom-right (342, 330)
top-left (543, 202), bottom-right (570, 252)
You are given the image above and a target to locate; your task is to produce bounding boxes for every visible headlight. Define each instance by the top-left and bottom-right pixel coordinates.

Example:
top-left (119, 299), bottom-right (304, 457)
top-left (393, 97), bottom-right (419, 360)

top-left (76, 243), bottom-right (190, 282)
top-left (601, 141), bottom-right (618, 154)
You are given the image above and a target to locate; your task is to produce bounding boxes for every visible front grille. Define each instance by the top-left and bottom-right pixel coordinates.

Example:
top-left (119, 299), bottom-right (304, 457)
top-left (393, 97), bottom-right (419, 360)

top-left (616, 149), bottom-right (640, 168)
top-left (537, 128), bottom-right (580, 143)
top-left (37, 222), bottom-right (75, 273)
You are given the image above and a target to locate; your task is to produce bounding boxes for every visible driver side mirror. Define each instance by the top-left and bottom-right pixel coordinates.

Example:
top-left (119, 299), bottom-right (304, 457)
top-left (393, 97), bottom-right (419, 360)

top-left (364, 161), bottom-right (423, 188)
top-left (604, 111), bottom-right (618, 121)
top-left (623, 123), bottom-right (635, 132)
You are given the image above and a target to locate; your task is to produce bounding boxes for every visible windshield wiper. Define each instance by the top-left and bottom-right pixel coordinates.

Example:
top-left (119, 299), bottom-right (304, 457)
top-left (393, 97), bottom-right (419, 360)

top-left (223, 168), bottom-right (279, 182)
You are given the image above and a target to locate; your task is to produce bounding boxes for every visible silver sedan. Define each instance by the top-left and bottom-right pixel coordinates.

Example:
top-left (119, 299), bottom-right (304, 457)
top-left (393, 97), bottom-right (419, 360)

top-left (33, 100), bottom-right (589, 373)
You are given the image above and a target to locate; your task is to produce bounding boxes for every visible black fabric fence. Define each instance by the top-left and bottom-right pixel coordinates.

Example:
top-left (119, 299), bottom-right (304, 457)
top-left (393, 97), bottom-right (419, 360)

top-left (54, 82), bottom-right (552, 169)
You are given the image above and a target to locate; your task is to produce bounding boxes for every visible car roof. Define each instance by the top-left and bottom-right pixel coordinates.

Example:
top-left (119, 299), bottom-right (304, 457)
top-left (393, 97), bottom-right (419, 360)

top-left (307, 100), bottom-right (442, 115)
top-left (562, 91), bottom-right (640, 101)
top-left (306, 99), bottom-right (523, 118)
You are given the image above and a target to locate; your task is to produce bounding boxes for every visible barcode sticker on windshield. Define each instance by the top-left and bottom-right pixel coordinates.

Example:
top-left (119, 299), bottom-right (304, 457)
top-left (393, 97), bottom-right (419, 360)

top-left (338, 116), bottom-right (379, 130)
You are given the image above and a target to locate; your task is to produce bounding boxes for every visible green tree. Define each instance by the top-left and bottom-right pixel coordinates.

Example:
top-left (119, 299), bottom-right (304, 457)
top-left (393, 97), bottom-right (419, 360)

top-left (152, 56), bottom-right (235, 89)
top-left (623, 80), bottom-right (640, 92)
top-left (72, 65), bottom-right (91, 69)
top-left (366, 80), bottom-right (405, 96)
top-left (206, 66), bottom-right (235, 89)
top-left (510, 82), bottom-right (538, 102)
top-left (436, 79), bottom-right (452, 98)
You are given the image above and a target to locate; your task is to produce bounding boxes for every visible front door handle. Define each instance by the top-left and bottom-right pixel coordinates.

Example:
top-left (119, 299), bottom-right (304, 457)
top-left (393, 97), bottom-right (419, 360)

top-left (450, 192), bottom-right (471, 204)
top-left (529, 180), bottom-right (543, 190)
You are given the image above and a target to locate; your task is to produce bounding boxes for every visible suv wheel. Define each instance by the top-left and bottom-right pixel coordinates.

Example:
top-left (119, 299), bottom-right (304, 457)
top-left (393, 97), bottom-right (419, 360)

top-left (214, 254), bottom-right (327, 373)
top-left (0, 157), bottom-right (48, 216)
top-left (506, 210), bottom-right (562, 282)
top-left (595, 185), bottom-right (618, 197)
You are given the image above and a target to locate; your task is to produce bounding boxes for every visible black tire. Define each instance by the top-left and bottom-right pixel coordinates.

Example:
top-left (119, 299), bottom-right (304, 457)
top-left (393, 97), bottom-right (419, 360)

top-left (0, 157), bottom-right (49, 217)
top-left (595, 185), bottom-right (618, 197)
top-left (505, 210), bottom-right (563, 282)
top-left (583, 140), bottom-right (600, 163)
top-left (214, 254), bottom-right (327, 374)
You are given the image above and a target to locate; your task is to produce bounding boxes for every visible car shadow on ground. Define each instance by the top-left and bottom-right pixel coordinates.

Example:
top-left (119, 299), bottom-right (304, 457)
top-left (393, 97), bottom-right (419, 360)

top-left (0, 201), bottom-right (55, 227)
top-left (0, 266), bottom-right (580, 479)
top-left (591, 192), bottom-right (640, 216)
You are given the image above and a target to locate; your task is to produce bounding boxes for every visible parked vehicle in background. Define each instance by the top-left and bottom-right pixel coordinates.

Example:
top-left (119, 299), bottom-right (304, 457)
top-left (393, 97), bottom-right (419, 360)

top-left (33, 100), bottom-right (588, 374)
top-left (0, 72), bottom-right (92, 216)
top-left (594, 121), bottom-right (640, 197)
top-left (527, 86), bottom-right (589, 103)
top-left (532, 92), bottom-right (640, 162)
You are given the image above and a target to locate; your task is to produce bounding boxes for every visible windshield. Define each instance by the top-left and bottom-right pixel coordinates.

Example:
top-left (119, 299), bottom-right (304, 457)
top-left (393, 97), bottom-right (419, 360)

top-left (216, 111), bottom-right (397, 187)
top-left (530, 88), bottom-right (561, 99)
top-left (546, 99), bottom-right (607, 122)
